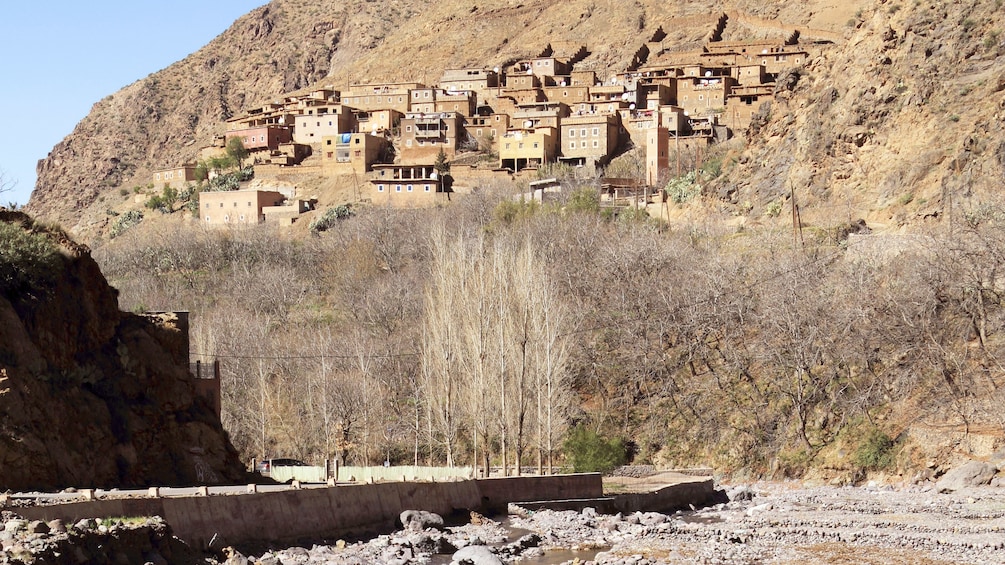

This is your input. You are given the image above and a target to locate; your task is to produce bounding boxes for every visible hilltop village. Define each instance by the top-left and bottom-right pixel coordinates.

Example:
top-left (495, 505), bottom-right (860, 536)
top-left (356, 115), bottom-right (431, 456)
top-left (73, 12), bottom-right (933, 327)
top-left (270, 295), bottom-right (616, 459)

top-left (152, 13), bottom-right (833, 226)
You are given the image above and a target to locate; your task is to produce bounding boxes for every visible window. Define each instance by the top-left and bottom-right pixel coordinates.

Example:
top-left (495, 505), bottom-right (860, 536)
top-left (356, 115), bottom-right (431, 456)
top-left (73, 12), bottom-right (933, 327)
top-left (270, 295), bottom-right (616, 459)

top-left (406, 139), bottom-right (413, 147)
top-left (224, 215), bottom-right (230, 222)
top-left (533, 142), bottom-right (538, 148)
top-left (234, 202), bottom-right (238, 207)
top-left (569, 129), bottom-right (576, 137)
top-left (219, 203), bottom-right (224, 208)
top-left (377, 184), bottom-right (385, 192)
top-left (581, 141), bottom-right (587, 148)
top-left (205, 216), bottom-right (211, 222)
top-left (327, 151), bottom-right (334, 158)
top-left (407, 185), bottom-right (413, 192)
top-left (239, 215), bottom-right (245, 221)
top-left (580, 128), bottom-right (587, 137)
top-left (406, 125), bottom-right (412, 132)
top-left (570, 141), bottom-right (576, 149)
top-left (248, 202), bottom-right (252, 206)
top-left (592, 140), bottom-right (599, 148)
top-left (592, 128), bottom-right (599, 136)
top-left (425, 184), bottom-right (431, 192)
top-left (395, 185), bottom-right (402, 192)
top-left (326, 139), bottom-right (332, 145)
top-left (329, 121), bottom-right (333, 126)
top-left (205, 203), bottom-right (210, 209)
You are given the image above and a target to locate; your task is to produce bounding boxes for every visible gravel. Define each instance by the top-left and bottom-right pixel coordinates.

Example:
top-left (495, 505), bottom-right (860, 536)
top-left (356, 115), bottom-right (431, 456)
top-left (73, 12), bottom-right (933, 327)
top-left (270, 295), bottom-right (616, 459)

top-left (264, 482), bottom-right (1003, 564)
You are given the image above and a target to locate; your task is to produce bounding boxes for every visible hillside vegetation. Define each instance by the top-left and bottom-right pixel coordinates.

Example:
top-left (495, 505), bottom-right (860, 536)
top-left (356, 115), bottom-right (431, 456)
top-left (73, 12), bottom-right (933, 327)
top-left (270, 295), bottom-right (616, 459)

top-left (95, 190), bottom-right (1005, 481)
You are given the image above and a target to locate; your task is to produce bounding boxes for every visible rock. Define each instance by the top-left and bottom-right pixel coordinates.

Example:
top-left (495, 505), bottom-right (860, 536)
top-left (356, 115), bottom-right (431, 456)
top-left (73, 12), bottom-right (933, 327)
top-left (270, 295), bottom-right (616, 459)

top-left (400, 510), bottom-right (445, 531)
top-left (4, 520), bottom-right (26, 534)
top-left (452, 544), bottom-right (504, 565)
top-left (582, 507), bottom-right (598, 518)
top-left (46, 519), bottom-right (66, 533)
top-left (26, 521), bottom-right (49, 534)
top-left (727, 485), bottom-right (754, 502)
top-left (936, 461), bottom-right (998, 493)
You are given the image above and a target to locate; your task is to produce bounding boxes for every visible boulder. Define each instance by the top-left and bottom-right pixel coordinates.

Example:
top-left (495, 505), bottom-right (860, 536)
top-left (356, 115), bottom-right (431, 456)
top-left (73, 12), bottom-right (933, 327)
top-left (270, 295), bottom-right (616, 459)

top-left (936, 461), bottom-right (998, 493)
top-left (452, 544), bottom-right (504, 565)
top-left (400, 510), bottom-right (444, 531)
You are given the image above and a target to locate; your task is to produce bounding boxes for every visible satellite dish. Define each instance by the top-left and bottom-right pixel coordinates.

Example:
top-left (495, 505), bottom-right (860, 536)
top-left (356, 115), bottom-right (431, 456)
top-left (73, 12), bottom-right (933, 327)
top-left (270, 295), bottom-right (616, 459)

top-left (524, 120), bottom-right (534, 128)
top-left (494, 66), bottom-right (500, 73)
top-left (371, 124), bottom-right (378, 134)
top-left (629, 103), bottom-right (636, 110)
top-left (514, 132), bottom-right (523, 140)
top-left (560, 80), bottom-right (566, 87)
top-left (683, 111), bottom-right (689, 116)
top-left (527, 68), bottom-right (533, 75)
top-left (704, 70), bottom-right (712, 77)
top-left (610, 76), bottom-right (617, 84)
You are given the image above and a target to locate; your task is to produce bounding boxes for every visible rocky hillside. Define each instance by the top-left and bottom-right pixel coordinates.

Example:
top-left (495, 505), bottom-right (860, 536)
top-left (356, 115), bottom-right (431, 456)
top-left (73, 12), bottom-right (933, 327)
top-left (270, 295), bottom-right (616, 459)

top-left (27, 0), bottom-right (867, 235)
top-left (0, 210), bottom-right (245, 491)
top-left (724, 0), bottom-right (1005, 231)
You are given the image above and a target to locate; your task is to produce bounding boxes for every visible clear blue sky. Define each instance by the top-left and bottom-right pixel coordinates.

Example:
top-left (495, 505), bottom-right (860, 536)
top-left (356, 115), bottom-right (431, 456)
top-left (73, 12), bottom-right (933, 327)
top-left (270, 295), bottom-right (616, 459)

top-left (0, 1), bottom-right (267, 206)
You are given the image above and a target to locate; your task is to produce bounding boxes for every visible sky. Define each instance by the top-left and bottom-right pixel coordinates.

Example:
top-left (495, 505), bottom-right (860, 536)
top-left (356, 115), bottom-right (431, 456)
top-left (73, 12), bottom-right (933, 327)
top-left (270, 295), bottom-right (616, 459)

top-left (0, 1), bottom-right (267, 206)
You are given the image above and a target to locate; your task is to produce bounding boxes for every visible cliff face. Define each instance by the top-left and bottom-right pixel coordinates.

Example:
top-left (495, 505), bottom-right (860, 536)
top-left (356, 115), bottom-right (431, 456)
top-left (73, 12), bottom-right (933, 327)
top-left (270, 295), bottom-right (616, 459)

top-left (0, 211), bottom-right (244, 491)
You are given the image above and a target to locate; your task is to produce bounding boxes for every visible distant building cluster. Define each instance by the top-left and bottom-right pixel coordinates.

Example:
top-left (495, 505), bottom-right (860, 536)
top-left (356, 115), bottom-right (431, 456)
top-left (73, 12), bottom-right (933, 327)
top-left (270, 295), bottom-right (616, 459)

top-left (151, 13), bottom-right (824, 223)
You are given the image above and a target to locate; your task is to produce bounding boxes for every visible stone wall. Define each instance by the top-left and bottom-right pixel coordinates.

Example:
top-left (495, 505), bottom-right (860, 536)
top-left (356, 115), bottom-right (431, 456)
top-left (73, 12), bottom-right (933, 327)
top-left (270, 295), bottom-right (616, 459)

top-left (16, 474), bottom-right (604, 548)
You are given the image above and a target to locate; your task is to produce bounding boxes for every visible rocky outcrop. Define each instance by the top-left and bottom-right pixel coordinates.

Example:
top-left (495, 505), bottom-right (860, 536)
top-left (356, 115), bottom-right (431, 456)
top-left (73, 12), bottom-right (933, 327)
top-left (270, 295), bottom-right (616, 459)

top-left (0, 211), bottom-right (245, 491)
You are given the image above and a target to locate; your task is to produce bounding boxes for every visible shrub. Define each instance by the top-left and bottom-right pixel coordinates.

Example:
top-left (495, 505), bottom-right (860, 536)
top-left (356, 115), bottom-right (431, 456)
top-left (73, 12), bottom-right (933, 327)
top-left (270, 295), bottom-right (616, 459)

top-left (309, 205), bottom-right (354, 235)
top-left (0, 221), bottom-right (62, 299)
top-left (853, 428), bottom-right (896, 471)
top-left (664, 171), bottom-right (701, 204)
top-left (110, 210), bottom-right (143, 238)
top-left (563, 425), bottom-right (628, 473)
top-left (566, 188), bottom-right (600, 214)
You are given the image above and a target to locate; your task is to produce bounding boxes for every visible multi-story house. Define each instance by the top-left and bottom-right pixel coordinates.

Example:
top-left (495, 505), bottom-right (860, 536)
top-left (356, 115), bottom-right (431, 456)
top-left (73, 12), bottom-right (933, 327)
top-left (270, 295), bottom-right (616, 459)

top-left (152, 165), bottom-right (199, 189)
top-left (512, 102), bottom-right (569, 130)
top-left (370, 164), bottom-right (448, 207)
top-left (225, 103), bottom-right (296, 132)
top-left (675, 75), bottom-right (736, 122)
top-left (439, 68), bottom-right (501, 96)
top-left (341, 82), bottom-right (424, 113)
top-left (559, 113), bottom-right (621, 170)
top-left (293, 105), bottom-right (357, 144)
top-left (321, 133), bottom-right (389, 174)
top-left (399, 112), bottom-right (465, 163)
top-left (353, 108), bottom-right (403, 136)
top-left (466, 113), bottom-right (510, 150)
top-left (226, 126), bottom-right (293, 152)
top-left (499, 127), bottom-right (558, 172)
top-left (409, 88), bottom-right (477, 117)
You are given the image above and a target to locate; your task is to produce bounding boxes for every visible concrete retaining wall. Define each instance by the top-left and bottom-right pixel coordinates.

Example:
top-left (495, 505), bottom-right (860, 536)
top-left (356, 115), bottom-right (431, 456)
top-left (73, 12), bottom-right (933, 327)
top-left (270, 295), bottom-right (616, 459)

top-left (514, 478), bottom-right (716, 515)
top-left (16, 474), bottom-right (602, 548)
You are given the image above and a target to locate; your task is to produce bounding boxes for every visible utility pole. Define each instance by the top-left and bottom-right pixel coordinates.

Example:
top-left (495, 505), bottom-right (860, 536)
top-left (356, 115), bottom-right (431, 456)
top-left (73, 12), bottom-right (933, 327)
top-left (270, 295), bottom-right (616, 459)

top-left (791, 184), bottom-right (804, 248)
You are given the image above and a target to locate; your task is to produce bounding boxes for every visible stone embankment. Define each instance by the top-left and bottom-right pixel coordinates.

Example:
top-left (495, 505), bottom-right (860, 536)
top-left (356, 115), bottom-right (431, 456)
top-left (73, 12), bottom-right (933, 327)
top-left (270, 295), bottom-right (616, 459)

top-left (0, 511), bottom-right (203, 564)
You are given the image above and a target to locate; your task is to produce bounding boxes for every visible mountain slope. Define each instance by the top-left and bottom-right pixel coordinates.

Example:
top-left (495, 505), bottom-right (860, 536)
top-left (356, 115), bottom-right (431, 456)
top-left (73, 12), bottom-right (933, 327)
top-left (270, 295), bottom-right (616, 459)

top-left (27, 0), bottom-right (864, 234)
